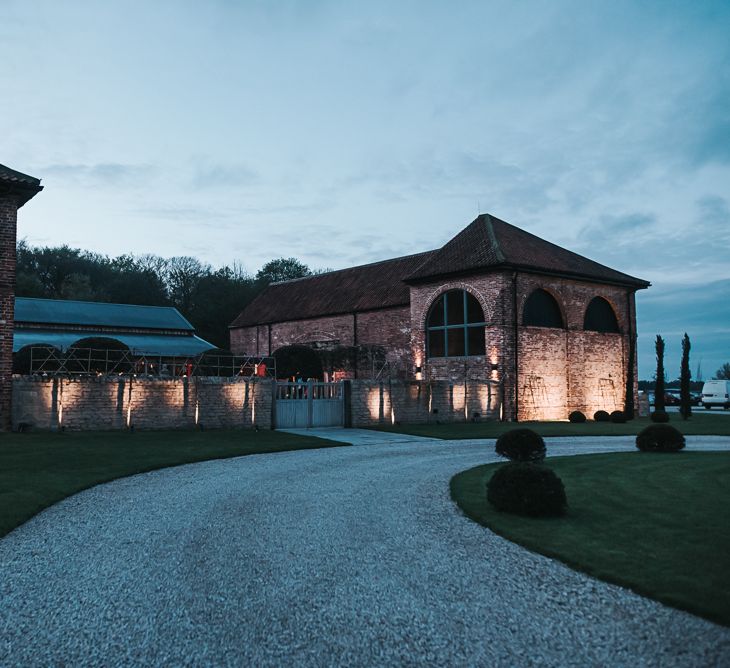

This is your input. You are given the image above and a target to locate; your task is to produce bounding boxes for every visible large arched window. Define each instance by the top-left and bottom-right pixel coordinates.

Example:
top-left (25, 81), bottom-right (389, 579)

top-left (522, 289), bottom-right (564, 328)
top-left (426, 289), bottom-right (486, 357)
top-left (584, 297), bottom-right (620, 333)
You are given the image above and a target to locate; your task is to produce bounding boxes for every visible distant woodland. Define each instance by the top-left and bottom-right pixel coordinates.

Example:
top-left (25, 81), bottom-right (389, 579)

top-left (16, 241), bottom-right (314, 349)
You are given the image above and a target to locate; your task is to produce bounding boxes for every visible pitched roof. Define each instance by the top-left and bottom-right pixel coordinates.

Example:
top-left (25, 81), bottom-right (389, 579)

top-left (15, 297), bottom-right (195, 332)
top-left (0, 164), bottom-right (43, 206)
top-left (230, 213), bottom-right (649, 328)
top-left (230, 251), bottom-right (434, 327)
top-left (406, 214), bottom-right (650, 287)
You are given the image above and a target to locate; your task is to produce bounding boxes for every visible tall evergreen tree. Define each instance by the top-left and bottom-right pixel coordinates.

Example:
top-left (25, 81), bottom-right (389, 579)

top-left (654, 335), bottom-right (666, 412)
top-left (680, 333), bottom-right (692, 420)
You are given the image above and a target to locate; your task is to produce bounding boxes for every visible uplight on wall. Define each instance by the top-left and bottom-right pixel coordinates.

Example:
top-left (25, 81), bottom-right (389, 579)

top-left (415, 365), bottom-right (422, 381)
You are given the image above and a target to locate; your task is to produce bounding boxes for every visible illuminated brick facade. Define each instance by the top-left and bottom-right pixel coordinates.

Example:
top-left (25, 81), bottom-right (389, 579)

top-left (231, 215), bottom-right (649, 421)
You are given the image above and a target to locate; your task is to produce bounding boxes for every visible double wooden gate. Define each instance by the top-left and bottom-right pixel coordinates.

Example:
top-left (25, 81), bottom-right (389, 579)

top-left (274, 381), bottom-right (344, 428)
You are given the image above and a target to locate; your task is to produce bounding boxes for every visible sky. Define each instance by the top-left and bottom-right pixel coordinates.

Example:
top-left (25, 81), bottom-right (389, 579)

top-left (2, 0), bottom-right (729, 379)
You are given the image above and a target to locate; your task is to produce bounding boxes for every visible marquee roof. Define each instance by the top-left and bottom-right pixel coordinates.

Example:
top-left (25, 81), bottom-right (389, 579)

top-left (13, 330), bottom-right (213, 356)
top-left (13, 297), bottom-right (215, 356)
top-left (15, 297), bottom-right (194, 331)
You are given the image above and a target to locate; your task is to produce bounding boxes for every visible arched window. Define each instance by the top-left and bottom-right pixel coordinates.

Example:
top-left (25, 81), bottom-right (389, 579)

top-left (522, 289), bottom-right (564, 328)
top-left (584, 297), bottom-right (620, 333)
top-left (426, 289), bottom-right (486, 357)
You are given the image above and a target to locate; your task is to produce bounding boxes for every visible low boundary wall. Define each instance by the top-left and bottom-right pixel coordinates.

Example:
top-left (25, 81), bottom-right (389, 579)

top-left (12, 376), bottom-right (273, 431)
top-left (349, 379), bottom-right (501, 427)
top-left (11, 376), bottom-right (501, 431)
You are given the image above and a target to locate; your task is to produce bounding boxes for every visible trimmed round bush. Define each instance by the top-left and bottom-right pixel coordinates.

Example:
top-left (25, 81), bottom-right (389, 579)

top-left (594, 410), bottom-right (610, 422)
top-left (495, 428), bottom-right (546, 462)
top-left (568, 410), bottom-right (586, 423)
top-left (650, 410), bottom-right (670, 423)
top-left (636, 424), bottom-right (685, 452)
top-left (487, 463), bottom-right (567, 517)
top-left (610, 410), bottom-right (626, 423)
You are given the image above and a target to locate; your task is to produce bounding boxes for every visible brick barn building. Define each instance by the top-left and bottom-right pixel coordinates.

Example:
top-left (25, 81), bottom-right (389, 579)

top-left (230, 214), bottom-right (650, 421)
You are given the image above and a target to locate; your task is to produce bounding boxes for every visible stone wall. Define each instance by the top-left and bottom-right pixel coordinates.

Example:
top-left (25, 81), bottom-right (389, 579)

top-left (12, 376), bottom-right (273, 431)
top-left (349, 379), bottom-right (501, 427)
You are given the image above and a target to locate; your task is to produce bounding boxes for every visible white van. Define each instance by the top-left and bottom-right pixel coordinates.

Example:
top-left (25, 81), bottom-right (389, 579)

top-left (701, 380), bottom-right (730, 409)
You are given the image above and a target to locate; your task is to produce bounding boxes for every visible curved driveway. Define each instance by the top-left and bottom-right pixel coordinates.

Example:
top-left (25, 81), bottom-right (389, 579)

top-left (1, 433), bottom-right (729, 667)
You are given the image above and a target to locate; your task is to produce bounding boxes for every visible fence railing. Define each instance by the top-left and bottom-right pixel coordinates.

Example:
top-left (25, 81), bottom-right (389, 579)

top-left (274, 381), bottom-right (342, 401)
top-left (20, 346), bottom-right (276, 378)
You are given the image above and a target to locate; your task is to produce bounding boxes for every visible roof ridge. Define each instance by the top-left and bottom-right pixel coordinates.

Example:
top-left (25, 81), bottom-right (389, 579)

top-left (15, 296), bottom-right (179, 311)
top-left (269, 249), bottom-right (436, 286)
top-left (482, 214), bottom-right (505, 263)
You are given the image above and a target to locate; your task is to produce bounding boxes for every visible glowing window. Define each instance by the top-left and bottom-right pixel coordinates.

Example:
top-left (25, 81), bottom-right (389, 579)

top-left (584, 297), bottom-right (620, 333)
top-left (426, 290), bottom-right (486, 358)
top-left (522, 289), bottom-right (564, 328)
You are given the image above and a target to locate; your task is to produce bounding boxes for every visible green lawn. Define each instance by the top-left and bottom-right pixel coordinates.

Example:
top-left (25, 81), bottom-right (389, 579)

top-left (451, 451), bottom-right (730, 627)
top-left (373, 412), bottom-right (730, 439)
top-left (0, 429), bottom-right (340, 538)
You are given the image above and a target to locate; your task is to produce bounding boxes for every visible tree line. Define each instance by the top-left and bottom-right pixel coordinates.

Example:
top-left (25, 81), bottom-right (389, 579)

top-left (16, 241), bottom-right (314, 349)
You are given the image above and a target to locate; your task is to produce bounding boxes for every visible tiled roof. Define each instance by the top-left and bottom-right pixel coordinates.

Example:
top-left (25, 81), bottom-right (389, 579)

top-left (406, 214), bottom-right (650, 287)
top-left (231, 214), bottom-right (649, 328)
top-left (0, 164), bottom-right (41, 186)
top-left (230, 251), bottom-right (434, 327)
top-left (15, 297), bottom-right (195, 332)
top-left (0, 163), bottom-right (43, 206)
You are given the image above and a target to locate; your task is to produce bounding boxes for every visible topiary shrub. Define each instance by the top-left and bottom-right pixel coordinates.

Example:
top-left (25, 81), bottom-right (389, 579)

top-left (636, 424), bottom-right (685, 452)
top-left (495, 428), bottom-right (546, 462)
top-left (650, 410), bottom-right (670, 423)
top-left (610, 410), bottom-right (626, 424)
top-left (594, 410), bottom-right (610, 422)
top-left (487, 463), bottom-right (567, 517)
top-left (568, 410), bottom-right (586, 423)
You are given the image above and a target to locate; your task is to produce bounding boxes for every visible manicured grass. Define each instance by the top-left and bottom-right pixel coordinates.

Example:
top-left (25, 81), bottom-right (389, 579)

top-left (451, 452), bottom-right (730, 627)
top-left (0, 429), bottom-right (341, 538)
top-left (373, 413), bottom-right (730, 439)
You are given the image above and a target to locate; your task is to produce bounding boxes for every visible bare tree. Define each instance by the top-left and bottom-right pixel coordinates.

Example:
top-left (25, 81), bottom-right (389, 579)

top-left (716, 362), bottom-right (730, 380)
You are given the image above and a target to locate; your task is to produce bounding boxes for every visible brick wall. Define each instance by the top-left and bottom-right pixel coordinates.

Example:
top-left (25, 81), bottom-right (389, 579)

top-left (349, 379), bottom-right (501, 427)
top-left (231, 270), bottom-right (641, 423)
top-left (230, 306), bottom-right (412, 378)
top-left (0, 197), bottom-right (17, 431)
top-left (12, 376), bottom-right (273, 431)
top-left (411, 272), bottom-right (638, 421)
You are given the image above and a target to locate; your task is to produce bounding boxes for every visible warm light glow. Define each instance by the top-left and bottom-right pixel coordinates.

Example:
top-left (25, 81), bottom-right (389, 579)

top-left (195, 399), bottom-right (199, 425)
top-left (391, 407), bottom-right (395, 424)
top-left (57, 379), bottom-right (63, 427)
top-left (251, 381), bottom-right (256, 425)
top-left (126, 379), bottom-right (133, 427)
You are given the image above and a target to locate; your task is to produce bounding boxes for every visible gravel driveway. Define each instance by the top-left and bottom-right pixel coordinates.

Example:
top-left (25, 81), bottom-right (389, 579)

top-left (1, 433), bottom-right (729, 667)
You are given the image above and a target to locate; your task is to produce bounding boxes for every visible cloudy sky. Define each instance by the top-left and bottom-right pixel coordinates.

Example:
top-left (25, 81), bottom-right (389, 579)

top-left (2, 0), bottom-right (728, 378)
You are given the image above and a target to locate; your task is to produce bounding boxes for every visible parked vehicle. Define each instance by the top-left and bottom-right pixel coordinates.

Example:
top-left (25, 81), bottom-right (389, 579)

top-left (701, 380), bottom-right (730, 409)
top-left (664, 392), bottom-right (680, 406)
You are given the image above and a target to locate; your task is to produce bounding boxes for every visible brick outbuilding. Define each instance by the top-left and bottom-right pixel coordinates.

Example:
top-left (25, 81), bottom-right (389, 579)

top-left (0, 164), bottom-right (42, 430)
top-left (230, 214), bottom-right (649, 421)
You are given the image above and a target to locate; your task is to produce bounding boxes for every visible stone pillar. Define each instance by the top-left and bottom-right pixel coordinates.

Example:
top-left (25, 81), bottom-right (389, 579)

top-left (0, 165), bottom-right (43, 430)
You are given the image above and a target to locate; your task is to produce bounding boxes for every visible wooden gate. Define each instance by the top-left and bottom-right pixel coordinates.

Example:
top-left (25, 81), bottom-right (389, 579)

top-left (274, 381), bottom-right (344, 428)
